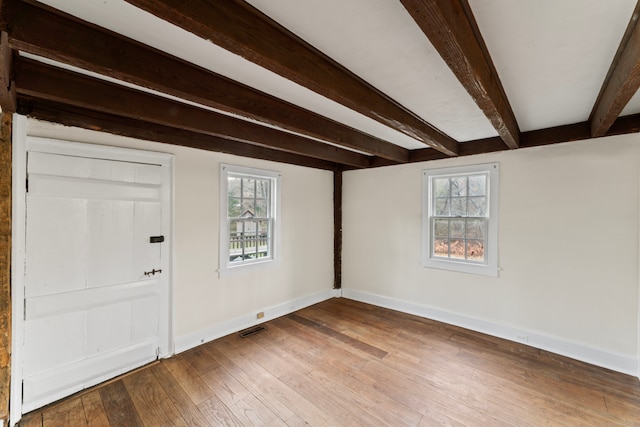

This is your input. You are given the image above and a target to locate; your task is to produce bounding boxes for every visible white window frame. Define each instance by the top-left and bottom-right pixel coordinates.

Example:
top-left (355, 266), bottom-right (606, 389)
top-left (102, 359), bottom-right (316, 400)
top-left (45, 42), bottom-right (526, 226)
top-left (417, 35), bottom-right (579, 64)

top-left (422, 162), bottom-right (499, 276)
top-left (219, 164), bottom-right (280, 277)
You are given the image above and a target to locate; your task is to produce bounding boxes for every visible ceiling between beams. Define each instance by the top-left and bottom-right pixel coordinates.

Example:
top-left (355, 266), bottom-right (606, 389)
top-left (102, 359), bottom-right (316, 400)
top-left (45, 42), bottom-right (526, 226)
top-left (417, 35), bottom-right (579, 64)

top-left (1, 0), bottom-right (640, 170)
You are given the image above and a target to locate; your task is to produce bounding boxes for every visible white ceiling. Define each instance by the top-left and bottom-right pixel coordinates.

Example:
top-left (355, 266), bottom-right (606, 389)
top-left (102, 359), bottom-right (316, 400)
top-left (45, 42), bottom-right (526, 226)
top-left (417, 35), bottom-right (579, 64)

top-left (470, 0), bottom-right (639, 131)
top-left (30, 0), bottom-right (640, 152)
top-left (245, 0), bottom-right (498, 142)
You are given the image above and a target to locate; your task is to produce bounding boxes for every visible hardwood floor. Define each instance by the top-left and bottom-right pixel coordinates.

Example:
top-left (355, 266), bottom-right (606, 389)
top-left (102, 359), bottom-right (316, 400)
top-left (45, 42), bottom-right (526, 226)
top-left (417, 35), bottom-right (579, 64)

top-left (18, 298), bottom-right (640, 426)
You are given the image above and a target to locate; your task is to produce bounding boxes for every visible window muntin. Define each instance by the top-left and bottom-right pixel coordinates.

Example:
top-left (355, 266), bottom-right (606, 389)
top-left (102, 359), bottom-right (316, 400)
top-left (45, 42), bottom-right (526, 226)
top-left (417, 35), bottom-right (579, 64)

top-left (422, 163), bottom-right (499, 276)
top-left (220, 164), bottom-right (279, 274)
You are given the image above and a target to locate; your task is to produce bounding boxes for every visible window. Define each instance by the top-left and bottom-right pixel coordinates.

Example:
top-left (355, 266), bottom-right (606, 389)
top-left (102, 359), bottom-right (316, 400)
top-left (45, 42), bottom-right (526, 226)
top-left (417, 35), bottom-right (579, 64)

top-left (422, 163), bottom-right (499, 276)
top-left (220, 164), bottom-right (280, 275)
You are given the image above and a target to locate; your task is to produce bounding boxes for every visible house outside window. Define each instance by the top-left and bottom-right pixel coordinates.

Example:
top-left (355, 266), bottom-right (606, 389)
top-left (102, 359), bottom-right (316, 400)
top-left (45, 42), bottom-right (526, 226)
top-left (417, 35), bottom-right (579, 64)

top-left (422, 163), bottom-right (499, 276)
top-left (220, 164), bottom-right (280, 275)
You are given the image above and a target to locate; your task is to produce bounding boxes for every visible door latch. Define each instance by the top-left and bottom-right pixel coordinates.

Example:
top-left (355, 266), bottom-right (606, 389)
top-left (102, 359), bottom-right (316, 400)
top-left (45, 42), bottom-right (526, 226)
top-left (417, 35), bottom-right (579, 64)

top-left (144, 269), bottom-right (163, 277)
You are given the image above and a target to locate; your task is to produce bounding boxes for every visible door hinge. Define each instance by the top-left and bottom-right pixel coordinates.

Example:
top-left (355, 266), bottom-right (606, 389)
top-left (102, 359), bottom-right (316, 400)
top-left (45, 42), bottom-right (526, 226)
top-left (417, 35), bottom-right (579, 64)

top-left (25, 177), bottom-right (28, 192)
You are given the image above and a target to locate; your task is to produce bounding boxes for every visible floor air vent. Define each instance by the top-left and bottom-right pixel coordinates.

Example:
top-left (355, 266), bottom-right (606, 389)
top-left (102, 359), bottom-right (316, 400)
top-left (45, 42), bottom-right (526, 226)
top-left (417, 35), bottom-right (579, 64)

top-left (239, 325), bottom-right (267, 338)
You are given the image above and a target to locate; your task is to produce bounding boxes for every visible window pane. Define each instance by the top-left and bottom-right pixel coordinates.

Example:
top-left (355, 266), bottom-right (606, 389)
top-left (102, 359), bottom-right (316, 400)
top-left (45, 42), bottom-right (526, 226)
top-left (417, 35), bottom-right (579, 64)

top-left (435, 198), bottom-right (449, 216)
top-left (243, 230), bottom-right (257, 259)
top-left (467, 240), bottom-right (485, 261)
top-left (468, 174), bottom-right (486, 196)
top-left (433, 219), bottom-right (449, 237)
top-left (450, 219), bottom-right (465, 238)
top-left (434, 178), bottom-right (450, 197)
top-left (240, 237), bottom-right (248, 260)
top-left (244, 220), bottom-right (257, 236)
top-left (258, 219), bottom-right (269, 234)
top-left (228, 176), bottom-right (242, 198)
top-left (228, 197), bottom-right (242, 218)
top-left (450, 177), bottom-right (467, 197)
top-left (468, 196), bottom-right (486, 217)
top-left (449, 239), bottom-right (465, 259)
top-left (256, 179), bottom-right (270, 199)
top-left (433, 239), bottom-right (449, 257)
top-left (257, 220), bottom-right (269, 258)
top-left (242, 178), bottom-right (255, 198)
top-left (242, 199), bottom-right (255, 216)
top-left (255, 199), bottom-right (268, 217)
top-left (451, 198), bottom-right (467, 216)
top-left (466, 219), bottom-right (485, 239)
top-left (229, 220), bottom-right (243, 235)
top-left (229, 220), bottom-right (243, 262)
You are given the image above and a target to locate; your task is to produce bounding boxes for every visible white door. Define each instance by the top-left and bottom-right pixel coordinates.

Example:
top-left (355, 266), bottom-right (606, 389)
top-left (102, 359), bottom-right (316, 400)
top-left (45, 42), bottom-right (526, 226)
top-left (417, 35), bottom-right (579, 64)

top-left (22, 148), bottom-right (168, 412)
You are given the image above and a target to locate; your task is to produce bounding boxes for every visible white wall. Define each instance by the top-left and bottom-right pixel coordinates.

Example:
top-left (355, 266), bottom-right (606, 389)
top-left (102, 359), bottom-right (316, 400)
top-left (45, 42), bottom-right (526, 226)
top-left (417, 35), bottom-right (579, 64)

top-left (25, 119), bottom-right (640, 375)
top-left (26, 120), bottom-right (335, 351)
top-left (343, 133), bottom-right (640, 374)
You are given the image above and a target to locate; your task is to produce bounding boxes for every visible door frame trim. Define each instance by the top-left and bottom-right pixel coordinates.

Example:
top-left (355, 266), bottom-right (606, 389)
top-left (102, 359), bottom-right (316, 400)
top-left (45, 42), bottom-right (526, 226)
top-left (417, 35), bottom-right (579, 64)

top-left (10, 117), bottom-right (175, 425)
top-left (10, 114), bottom-right (27, 427)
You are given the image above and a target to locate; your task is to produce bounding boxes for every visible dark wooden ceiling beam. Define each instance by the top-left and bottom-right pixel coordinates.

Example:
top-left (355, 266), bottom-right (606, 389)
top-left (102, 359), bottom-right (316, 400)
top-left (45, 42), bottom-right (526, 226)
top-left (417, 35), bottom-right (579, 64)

top-left (400, 0), bottom-right (520, 149)
top-left (122, 0), bottom-right (459, 156)
top-left (590, 1), bottom-right (640, 137)
top-left (405, 115), bottom-right (640, 166)
top-left (605, 111), bottom-right (640, 135)
top-left (15, 57), bottom-right (372, 169)
top-left (19, 97), bottom-right (339, 171)
top-left (0, 32), bottom-right (15, 112)
top-left (1, 0), bottom-right (406, 163)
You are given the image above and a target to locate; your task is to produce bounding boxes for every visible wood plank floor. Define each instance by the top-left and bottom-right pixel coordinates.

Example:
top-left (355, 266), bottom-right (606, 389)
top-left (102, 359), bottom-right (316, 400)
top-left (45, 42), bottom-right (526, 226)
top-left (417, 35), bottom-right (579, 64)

top-left (18, 298), bottom-right (640, 426)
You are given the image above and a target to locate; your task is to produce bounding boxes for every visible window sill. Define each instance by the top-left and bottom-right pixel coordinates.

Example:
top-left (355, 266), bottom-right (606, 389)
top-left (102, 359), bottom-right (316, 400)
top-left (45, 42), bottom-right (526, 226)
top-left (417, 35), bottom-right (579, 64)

top-left (422, 258), bottom-right (499, 277)
top-left (218, 257), bottom-right (278, 279)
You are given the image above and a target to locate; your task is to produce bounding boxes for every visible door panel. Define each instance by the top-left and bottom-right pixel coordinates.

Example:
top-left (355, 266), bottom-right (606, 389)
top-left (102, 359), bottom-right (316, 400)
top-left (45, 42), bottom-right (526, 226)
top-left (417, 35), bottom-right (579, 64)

top-left (24, 197), bottom-right (87, 298)
top-left (132, 295), bottom-right (161, 341)
top-left (86, 300), bottom-right (134, 355)
top-left (86, 199), bottom-right (135, 287)
top-left (22, 340), bottom-right (157, 411)
top-left (22, 151), bottom-right (165, 412)
top-left (23, 311), bottom-right (86, 376)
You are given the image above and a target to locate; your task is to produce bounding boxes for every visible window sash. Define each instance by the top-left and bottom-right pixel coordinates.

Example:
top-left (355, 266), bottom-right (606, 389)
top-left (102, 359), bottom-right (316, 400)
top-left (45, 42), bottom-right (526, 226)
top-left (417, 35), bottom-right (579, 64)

top-left (432, 172), bottom-right (489, 218)
top-left (228, 217), bottom-right (272, 263)
top-left (430, 217), bottom-right (487, 263)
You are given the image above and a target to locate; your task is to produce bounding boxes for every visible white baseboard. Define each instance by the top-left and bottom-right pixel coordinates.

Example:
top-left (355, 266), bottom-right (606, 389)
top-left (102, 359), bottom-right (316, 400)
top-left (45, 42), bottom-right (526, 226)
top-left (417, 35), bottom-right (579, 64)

top-left (341, 289), bottom-right (638, 377)
top-left (174, 289), bottom-right (337, 353)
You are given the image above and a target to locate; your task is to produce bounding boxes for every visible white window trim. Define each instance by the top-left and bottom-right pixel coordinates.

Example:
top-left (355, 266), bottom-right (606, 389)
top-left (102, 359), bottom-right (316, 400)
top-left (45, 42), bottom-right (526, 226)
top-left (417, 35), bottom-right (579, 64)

top-left (421, 162), bottom-right (499, 277)
top-left (219, 163), bottom-right (281, 277)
